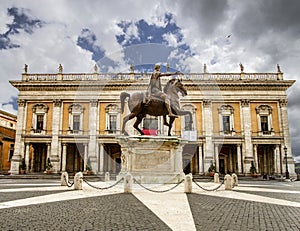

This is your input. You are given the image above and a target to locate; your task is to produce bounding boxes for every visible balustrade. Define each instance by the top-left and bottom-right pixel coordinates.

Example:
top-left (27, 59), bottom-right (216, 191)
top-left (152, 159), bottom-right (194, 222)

top-left (22, 72), bottom-right (281, 82)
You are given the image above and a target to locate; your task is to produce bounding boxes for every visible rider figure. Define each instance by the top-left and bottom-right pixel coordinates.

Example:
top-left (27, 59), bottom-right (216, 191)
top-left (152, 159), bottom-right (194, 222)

top-left (147, 64), bottom-right (178, 118)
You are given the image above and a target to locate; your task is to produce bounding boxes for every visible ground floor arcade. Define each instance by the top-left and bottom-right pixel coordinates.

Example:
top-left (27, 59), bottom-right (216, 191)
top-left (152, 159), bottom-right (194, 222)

top-left (15, 139), bottom-right (295, 176)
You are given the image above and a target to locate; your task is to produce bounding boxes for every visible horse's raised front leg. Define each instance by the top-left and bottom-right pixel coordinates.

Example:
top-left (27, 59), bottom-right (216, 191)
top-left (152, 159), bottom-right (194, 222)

top-left (168, 117), bottom-right (176, 136)
top-left (163, 115), bottom-right (169, 127)
top-left (121, 113), bottom-right (136, 136)
top-left (133, 115), bottom-right (145, 135)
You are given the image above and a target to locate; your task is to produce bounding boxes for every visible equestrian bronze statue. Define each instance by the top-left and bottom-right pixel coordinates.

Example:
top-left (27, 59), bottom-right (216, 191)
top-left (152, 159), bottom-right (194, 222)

top-left (120, 66), bottom-right (192, 136)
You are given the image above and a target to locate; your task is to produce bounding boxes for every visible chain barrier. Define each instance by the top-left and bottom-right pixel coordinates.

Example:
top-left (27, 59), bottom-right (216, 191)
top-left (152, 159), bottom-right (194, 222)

top-left (192, 178), bottom-right (225, 191)
top-left (82, 177), bottom-right (124, 190)
top-left (133, 178), bottom-right (184, 193)
top-left (64, 175), bottom-right (74, 188)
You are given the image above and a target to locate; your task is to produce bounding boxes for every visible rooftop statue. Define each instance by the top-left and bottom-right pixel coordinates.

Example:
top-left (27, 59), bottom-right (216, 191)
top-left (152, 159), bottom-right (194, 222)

top-left (120, 65), bottom-right (192, 136)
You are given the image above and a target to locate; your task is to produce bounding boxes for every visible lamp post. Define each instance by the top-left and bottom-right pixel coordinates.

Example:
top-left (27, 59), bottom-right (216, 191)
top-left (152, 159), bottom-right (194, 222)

top-left (284, 146), bottom-right (289, 179)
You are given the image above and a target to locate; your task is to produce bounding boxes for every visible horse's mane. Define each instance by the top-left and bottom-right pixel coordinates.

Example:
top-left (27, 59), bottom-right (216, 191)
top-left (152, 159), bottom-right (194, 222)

top-left (163, 79), bottom-right (176, 93)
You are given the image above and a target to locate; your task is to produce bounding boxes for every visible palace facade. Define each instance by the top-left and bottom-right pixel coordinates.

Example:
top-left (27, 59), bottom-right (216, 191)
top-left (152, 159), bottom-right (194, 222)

top-left (0, 109), bottom-right (17, 173)
top-left (9, 64), bottom-right (296, 176)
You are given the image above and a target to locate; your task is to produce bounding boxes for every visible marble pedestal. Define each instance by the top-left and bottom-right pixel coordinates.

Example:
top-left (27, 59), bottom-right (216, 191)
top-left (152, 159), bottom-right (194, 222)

top-left (116, 136), bottom-right (186, 184)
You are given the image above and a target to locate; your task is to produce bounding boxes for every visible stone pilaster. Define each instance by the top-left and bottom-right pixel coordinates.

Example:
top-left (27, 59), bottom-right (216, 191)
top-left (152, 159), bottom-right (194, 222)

top-left (214, 144), bottom-right (219, 172)
top-left (61, 143), bottom-right (67, 172)
top-left (88, 99), bottom-right (98, 171)
top-left (241, 99), bottom-right (253, 174)
top-left (203, 100), bottom-right (214, 173)
top-left (279, 99), bottom-right (296, 176)
top-left (84, 143), bottom-right (88, 171)
top-left (275, 145), bottom-right (281, 175)
top-left (198, 144), bottom-right (203, 174)
top-left (99, 143), bottom-right (105, 174)
top-left (25, 143), bottom-right (30, 172)
top-left (253, 144), bottom-right (259, 173)
top-left (50, 99), bottom-right (61, 173)
top-left (237, 144), bottom-right (242, 174)
top-left (10, 99), bottom-right (26, 174)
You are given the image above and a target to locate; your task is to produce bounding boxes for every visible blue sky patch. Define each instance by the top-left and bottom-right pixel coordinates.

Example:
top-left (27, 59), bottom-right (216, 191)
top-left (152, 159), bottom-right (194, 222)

top-left (115, 13), bottom-right (193, 72)
top-left (77, 28), bottom-right (105, 62)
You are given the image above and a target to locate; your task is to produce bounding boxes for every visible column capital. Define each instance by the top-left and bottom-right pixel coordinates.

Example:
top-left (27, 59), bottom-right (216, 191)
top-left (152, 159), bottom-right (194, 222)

top-left (203, 100), bottom-right (212, 108)
top-left (90, 99), bottom-right (98, 107)
top-left (279, 99), bottom-right (288, 107)
top-left (17, 99), bottom-right (26, 107)
top-left (241, 99), bottom-right (250, 107)
top-left (53, 99), bottom-right (62, 107)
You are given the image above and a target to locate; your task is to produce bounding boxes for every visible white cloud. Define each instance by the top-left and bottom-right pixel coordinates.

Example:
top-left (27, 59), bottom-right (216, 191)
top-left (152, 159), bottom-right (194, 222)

top-left (0, 7), bottom-right (13, 34)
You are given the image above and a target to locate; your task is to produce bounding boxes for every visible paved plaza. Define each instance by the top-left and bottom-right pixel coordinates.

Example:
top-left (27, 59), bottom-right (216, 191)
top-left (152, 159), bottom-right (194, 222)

top-left (0, 176), bottom-right (299, 231)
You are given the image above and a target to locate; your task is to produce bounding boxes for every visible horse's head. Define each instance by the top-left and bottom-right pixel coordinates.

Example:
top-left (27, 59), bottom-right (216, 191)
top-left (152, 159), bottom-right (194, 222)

top-left (174, 79), bottom-right (187, 96)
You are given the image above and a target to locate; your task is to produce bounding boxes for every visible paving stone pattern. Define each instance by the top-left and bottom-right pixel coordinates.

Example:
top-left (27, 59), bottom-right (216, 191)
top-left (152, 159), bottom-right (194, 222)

top-left (237, 190), bottom-right (300, 203)
top-left (1, 178), bottom-right (300, 230)
top-left (187, 193), bottom-right (300, 231)
top-left (0, 193), bottom-right (171, 231)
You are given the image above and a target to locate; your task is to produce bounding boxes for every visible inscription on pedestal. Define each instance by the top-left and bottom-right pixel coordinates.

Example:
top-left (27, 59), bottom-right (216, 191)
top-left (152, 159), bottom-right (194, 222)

top-left (134, 150), bottom-right (171, 171)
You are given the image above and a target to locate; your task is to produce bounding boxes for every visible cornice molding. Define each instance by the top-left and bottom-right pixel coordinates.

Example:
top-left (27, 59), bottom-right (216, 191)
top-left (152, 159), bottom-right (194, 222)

top-left (10, 80), bottom-right (295, 92)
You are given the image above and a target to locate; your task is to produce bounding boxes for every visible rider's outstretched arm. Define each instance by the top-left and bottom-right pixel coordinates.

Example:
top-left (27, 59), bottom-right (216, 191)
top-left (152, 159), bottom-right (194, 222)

top-left (159, 71), bottom-right (180, 77)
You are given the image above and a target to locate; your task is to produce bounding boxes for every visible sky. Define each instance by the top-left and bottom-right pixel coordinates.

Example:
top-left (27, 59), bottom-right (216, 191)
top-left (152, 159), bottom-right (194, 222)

top-left (0, 0), bottom-right (300, 160)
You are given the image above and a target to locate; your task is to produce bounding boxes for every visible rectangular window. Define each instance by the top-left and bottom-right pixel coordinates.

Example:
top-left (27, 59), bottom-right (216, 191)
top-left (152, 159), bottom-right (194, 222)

top-left (261, 116), bottom-right (269, 133)
top-left (73, 115), bottom-right (80, 132)
top-left (223, 116), bottom-right (230, 133)
top-left (109, 114), bottom-right (117, 132)
top-left (184, 115), bottom-right (192, 130)
top-left (36, 114), bottom-right (44, 132)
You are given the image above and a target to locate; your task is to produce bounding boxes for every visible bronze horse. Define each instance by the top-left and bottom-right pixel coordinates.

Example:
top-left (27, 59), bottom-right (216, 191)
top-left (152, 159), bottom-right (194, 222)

top-left (120, 79), bottom-right (192, 136)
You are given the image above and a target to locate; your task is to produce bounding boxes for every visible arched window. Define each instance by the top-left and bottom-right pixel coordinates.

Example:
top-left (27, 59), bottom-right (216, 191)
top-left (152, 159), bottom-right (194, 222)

top-left (218, 104), bottom-right (235, 135)
top-left (31, 103), bottom-right (48, 134)
top-left (105, 104), bottom-right (120, 134)
top-left (68, 104), bottom-right (84, 134)
top-left (256, 105), bottom-right (274, 136)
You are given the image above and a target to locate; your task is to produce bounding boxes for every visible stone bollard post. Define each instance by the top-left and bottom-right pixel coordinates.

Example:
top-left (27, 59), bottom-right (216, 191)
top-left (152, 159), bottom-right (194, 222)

top-left (105, 172), bottom-right (110, 182)
top-left (124, 174), bottom-right (132, 193)
top-left (61, 171), bottom-right (69, 186)
top-left (214, 173), bottom-right (220, 183)
top-left (224, 174), bottom-right (232, 190)
top-left (184, 173), bottom-right (193, 193)
top-left (231, 173), bottom-right (238, 187)
top-left (74, 172), bottom-right (83, 190)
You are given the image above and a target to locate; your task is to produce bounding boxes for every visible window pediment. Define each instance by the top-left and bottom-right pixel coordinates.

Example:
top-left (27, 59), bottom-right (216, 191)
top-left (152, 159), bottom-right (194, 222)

top-left (256, 105), bottom-right (272, 114)
top-left (32, 103), bottom-right (48, 113)
top-left (218, 104), bottom-right (234, 114)
top-left (68, 104), bottom-right (85, 113)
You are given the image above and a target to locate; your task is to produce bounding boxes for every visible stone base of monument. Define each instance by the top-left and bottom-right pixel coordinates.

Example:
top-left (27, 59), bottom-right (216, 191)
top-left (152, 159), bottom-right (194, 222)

top-left (116, 135), bottom-right (186, 184)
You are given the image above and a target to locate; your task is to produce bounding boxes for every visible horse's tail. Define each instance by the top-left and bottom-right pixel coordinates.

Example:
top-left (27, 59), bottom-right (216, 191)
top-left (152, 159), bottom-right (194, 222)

top-left (120, 92), bottom-right (130, 113)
